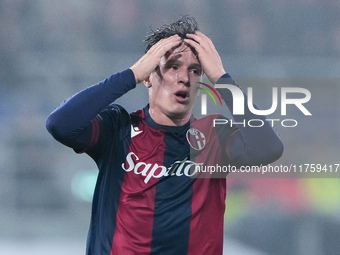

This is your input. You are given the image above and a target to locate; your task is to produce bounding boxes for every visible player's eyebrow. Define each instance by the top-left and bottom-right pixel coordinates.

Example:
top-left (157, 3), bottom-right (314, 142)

top-left (164, 57), bottom-right (202, 75)
top-left (189, 63), bottom-right (202, 72)
top-left (168, 53), bottom-right (182, 62)
top-left (164, 55), bottom-right (182, 67)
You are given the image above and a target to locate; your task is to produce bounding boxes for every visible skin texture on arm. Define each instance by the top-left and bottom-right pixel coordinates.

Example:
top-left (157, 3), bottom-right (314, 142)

top-left (130, 35), bottom-right (182, 84)
top-left (184, 31), bottom-right (226, 84)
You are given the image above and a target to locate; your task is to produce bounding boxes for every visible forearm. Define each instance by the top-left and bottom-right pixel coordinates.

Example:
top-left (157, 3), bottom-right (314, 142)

top-left (216, 74), bottom-right (284, 166)
top-left (46, 69), bottom-right (136, 148)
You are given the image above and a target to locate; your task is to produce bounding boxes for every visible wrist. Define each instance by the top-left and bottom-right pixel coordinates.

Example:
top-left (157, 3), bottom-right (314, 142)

top-left (209, 71), bottom-right (226, 84)
top-left (130, 66), bottom-right (141, 84)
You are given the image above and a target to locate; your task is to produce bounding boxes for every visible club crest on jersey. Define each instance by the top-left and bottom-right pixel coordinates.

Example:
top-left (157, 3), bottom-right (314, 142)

top-left (186, 128), bottom-right (206, 150)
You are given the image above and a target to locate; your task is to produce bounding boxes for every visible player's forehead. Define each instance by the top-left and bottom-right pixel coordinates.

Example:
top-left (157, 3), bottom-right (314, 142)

top-left (163, 42), bottom-right (200, 65)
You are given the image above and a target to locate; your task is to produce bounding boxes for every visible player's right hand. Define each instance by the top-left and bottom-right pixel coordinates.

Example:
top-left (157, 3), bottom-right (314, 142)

top-left (130, 35), bottom-right (182, 84)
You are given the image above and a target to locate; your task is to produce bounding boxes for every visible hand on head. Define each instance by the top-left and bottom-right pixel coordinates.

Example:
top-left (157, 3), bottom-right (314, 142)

top-left (130, 35), bottom-right (182, 84)
top-left (131, 32), bottom-right (225, 85)
top-left (184, 32), bottom-right (226, 84)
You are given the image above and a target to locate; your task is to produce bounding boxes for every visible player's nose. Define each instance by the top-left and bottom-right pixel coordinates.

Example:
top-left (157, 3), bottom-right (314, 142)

top-left (177, 69), bottom-right (190, 87)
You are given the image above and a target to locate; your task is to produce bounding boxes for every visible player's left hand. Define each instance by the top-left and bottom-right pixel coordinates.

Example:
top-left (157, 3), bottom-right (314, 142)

top-left (184, 32), bottom-right (226, 84)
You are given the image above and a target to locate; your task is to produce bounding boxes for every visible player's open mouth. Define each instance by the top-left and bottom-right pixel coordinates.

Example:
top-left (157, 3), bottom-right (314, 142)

top-left (175, 91), bottom-right (190, 103)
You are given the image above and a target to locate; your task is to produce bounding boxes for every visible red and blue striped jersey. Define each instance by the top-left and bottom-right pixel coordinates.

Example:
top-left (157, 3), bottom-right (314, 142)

top-left (46, 69), bottom-right (283, 255)
top-left (85, 105), bottom-right (234, 254)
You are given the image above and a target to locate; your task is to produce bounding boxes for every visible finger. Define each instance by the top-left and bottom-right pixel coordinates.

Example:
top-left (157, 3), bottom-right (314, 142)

top-left (186, 32), bottom-right (209, 47)
top-left (186, 33), bottom-right (209, 49)
top-left (153, 40), bottom-right (182, 59)
top-left (195, 31), bottom-right (216, 50)
top-left (194, 31), bottom-right (209, 40)
top-left (183, 38), bottom-right (203, 55)
top-left (149, 35), bottom-right (182, 56)
top-left (186, 32), bottom-right (215, 51)
top-left (150, 35), bottom-right (181, 50)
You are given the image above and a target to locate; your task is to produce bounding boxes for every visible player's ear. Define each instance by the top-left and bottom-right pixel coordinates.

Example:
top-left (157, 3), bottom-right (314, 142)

top-left (143, 76), bottom-right (152, 88)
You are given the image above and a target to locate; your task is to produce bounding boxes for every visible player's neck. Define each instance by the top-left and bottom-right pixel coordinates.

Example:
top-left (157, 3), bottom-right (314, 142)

top-left (148, 108), bottom-right (190, 126)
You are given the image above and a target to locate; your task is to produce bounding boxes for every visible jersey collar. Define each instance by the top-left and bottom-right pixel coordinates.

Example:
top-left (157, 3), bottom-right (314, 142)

top-left (143, 104), bottom-right (191, 133)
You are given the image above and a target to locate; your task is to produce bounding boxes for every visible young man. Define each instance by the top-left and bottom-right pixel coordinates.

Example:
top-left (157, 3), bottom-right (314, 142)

top-left (46, 17), bottom-right (283, 255)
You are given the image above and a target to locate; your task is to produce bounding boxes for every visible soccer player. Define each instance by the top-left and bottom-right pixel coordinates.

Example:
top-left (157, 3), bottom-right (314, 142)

top-left (46, 17), bottom-right (283, 255)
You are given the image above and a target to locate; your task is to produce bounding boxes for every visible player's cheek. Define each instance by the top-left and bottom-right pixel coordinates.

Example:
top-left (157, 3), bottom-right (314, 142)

top-left (190, 86), bottom-right (200, 100)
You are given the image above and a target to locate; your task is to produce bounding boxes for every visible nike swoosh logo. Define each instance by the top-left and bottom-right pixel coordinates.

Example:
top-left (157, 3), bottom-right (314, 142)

top-left (131, 125), bottom-right (143, 138)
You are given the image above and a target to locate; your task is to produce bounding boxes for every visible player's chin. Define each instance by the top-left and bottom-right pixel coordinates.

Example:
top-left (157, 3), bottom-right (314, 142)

top-left (168, 104), bottom-right (191, 118)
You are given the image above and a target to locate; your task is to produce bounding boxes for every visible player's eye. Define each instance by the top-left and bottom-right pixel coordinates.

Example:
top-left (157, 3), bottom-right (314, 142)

top-left (190, 68), bottom-right (201, 76)
top-left (171, 65), bottom-right (179, 70)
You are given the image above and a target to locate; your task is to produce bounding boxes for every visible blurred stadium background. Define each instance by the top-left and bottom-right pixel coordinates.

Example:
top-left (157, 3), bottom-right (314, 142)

top-left (1, 0), bottom-right (340, 254)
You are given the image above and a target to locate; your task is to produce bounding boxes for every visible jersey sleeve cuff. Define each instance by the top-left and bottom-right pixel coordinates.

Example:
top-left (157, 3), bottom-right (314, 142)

top-left (216, 73), bottom-right (236, 86)
top-left (118, 69), bottom-right (137, 90)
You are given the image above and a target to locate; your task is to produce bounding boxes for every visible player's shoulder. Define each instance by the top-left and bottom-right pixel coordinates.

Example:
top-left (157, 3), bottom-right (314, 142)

top-left (130, 108), bottom-right (144, 118)
top-left (105, 103), bottom-right (128, 114)
top-left (101, 104), bottom-right (145, 125)
top-left (102, 103), bottom-right (134, 119)
top-left (96, 104), bottom-right (131, 128)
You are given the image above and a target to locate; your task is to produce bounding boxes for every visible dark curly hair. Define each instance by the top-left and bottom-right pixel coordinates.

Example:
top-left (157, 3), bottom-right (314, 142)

top-left (144, 16), bottom-right (199, 53)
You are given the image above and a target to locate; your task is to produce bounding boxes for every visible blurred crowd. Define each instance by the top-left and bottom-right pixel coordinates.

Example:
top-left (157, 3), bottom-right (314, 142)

top-left (1, 0), bottom-right (340, 88)
top-left (1, 1), bottom-right (340, 254)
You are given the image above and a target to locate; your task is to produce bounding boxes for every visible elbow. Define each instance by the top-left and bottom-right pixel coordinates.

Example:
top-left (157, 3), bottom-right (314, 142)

top-left (46, 113), bottom-right (67, 142)
top-left (46, 114), bottom-right (54, 134)
top-left (262, 136), bottom-right (284, 165)
top-left (271, 138), bottom-right (284, 162)
top-left (249, 137), bottom-right (284, 166)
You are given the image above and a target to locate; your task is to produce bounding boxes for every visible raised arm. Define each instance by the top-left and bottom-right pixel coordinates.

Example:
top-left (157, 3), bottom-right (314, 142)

top-left (46, 35), bottom-right (183, 152)
top-left (46, 69), bottom-right (136, 151)
top-left (216, 75), bottom-right (284, 166)
top-left (184, 32), bottom-right (283, 166)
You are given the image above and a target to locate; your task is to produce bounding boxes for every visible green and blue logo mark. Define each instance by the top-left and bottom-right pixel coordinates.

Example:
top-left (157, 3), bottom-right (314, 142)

top-left (197, 82), bottom-right (222, 115)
